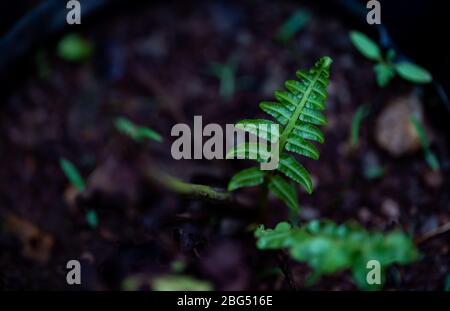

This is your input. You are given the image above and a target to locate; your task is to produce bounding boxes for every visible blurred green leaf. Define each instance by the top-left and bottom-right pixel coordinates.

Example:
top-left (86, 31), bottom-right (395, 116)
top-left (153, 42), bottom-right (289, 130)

top-left (208, 57), bottom-right (238, 102)
top-left (57, 34), bottom-right (93, 62)
top-left (152, 275), bottom-right (213, 291)
top-left (395, 62), bottom-right (432, 84)
top-left (374, 63), bottom-right (395, 87)
top-left (410, 115), bottom-right (440, 171)
top-left (86, 209), bottom-right (98, 229)
top-left (59, 158), bottom-right (85, 192)
top-left (115, 117), bottom-right (163, 143)
top-left (350, 104), bottom-right (370, 147)
top-left (350, 31), bottom-right (382, 61)
top-left (276, 9), bottom-right (311, 43)
top-left (363, 164), bottom-right (385, 180)
top-left (255, 220), bottom-right (419, 289)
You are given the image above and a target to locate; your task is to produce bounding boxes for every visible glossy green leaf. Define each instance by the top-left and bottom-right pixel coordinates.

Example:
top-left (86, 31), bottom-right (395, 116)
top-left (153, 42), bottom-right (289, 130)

top-left (235, 119), bottom-right (280, 143)
top-left (59, 158), bottom-right (85, 192)
top-left (277, 155), bottom-right (312, 194)
top-left (350, 31), bottom-right (381, 61)
top-left (395, 62), bottom-right (432, 84)
top-left (259, 101), bottom-right (290, 125)
top-left (225, 143), bottom-right (272, 162)
top-left (291, 123), bottom-right (324, 144)
top-left (285, 136), bottom-right (319, 160)
top-left (268, 175), bottom-right (299, 215)
top-left (228, 167), bottom-right (266, 191)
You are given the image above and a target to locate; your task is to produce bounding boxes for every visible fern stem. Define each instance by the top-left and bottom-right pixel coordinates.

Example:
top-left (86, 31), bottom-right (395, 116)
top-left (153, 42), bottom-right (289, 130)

top-left (145, 167), bottom-right (232, 202)
top-left (257, 175), bottom-right (270, 222)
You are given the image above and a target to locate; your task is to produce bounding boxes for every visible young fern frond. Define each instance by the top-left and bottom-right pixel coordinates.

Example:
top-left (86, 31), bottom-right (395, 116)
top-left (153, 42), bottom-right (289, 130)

top-left (227, 57), bottom-right (332, 213)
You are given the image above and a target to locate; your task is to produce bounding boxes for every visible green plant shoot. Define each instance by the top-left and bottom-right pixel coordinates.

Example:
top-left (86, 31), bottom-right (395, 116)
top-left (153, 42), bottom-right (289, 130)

top-left (350, 31), bottom-right (432, 87)
top-left (59, 158), bottom-right (86, 192)
top-left (227, 57), bottom-right (332, 220)
top-left (115, 117), bottom-right (163, 143)
top-left (410, 115), bottom-right (440, 171)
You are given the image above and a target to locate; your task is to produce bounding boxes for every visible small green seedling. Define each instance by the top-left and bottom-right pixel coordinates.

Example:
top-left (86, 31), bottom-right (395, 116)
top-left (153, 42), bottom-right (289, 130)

top-left (350, 31), bottom-right (432, 87)
top-left (350, 104), bottom-right (370, 148)
top-left (227, 57), bottom-right (331, 221)
top-left (59, 158), bottom-right (98, 229)
top-left (115, 117), bottom-right (163, 143)
top-left (208, 56), bottom-right (238, 102)
top-left (410, 115), bottom-right (440, 171)
top-left (276, 9), bottom-right (311, 44)
top-left (57, 33), bottom-right (93, 62)
top-left (255, 221), bottom-right (419, 289)
top-left (60, 158), bottom-right (86, 192)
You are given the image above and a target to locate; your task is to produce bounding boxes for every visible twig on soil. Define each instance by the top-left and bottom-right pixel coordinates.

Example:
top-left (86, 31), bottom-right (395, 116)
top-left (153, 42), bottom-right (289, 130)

top-left (415, 222), bottom-right (450, 245)
top-left (276, 251), bottom-right (297, 290)
top-left (142, 159), bottom-right (234, 204)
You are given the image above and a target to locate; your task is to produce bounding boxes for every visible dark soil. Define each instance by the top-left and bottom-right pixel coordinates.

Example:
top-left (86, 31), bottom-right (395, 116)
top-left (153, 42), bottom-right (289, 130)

top-left (0, 0), bottom-right (449, 290)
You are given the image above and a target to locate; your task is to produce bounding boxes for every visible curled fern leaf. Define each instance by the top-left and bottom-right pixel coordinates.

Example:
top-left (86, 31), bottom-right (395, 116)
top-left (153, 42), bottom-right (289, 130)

top-left (227, 57), bottom-right (331, 211)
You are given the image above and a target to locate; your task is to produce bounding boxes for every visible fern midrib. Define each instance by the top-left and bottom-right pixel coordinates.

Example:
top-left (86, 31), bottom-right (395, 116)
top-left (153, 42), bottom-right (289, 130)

top-left (279, 67), bottom-right (325, 150)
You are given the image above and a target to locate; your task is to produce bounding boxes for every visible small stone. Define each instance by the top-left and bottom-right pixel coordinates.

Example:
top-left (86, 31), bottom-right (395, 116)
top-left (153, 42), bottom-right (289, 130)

top-left (375, 94), bottom-right (423, 156)
top-left (381, 198), bottom-right (400, 220)
top-left (424, 170), bottom-right (443, 188)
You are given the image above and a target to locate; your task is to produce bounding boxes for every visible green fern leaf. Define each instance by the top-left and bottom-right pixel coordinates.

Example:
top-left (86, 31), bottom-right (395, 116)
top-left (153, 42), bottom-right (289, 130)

top-left (291, 123), bottom-right (324, 144)
top-left (227, 57), bottom-right (331, 211)
top-left (268, 175), bottom-right (299, 215)
top-left (228, 167), bottom-right (266, 191)
top-left (235, 119), bottom-right (280, 143)
top-left (277, 155), bottom-right (312, 194)
top-left (285, 136), bottom-right (319, 160)
top-left (259, 101), bottom-right (290, 125)
top-left (225, 143), bottom-right (271, 162)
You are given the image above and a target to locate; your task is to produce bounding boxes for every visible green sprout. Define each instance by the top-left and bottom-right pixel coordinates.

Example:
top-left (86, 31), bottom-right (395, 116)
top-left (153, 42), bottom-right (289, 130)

top-left (60, 158), bottom-right (98, 228)
top-left (350, 31), bottom-right (432, 87)
top-left (60, 158), bottom-right (85, 192)
top-left (57, 33), bottom-right (93, 62)
top-left (276, 9), bottom-right (311, 44)
top-left (115, 117), bottom-right (163, 143)
top-left (227, 57), bottom-right (331, 222)
top-left (410, 115), bottom-right (440, 171)
top-left (350, 104), bottom-right (370, 148)
top-left (208, 56), bottom-right (238, 102)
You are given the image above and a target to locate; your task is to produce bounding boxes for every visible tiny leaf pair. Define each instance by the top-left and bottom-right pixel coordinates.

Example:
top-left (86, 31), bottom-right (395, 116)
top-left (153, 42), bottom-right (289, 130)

top-left (115, 117), bottom-right (163, 143)
top-left (227, 57), bottom-right (332, 215)
top-left (350, 31), bottom-right (432, 87)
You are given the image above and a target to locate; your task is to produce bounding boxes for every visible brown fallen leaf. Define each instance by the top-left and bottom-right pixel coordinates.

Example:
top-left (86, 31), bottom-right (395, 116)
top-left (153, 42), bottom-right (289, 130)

top-left (5, 215), bottom-right (54, 263)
